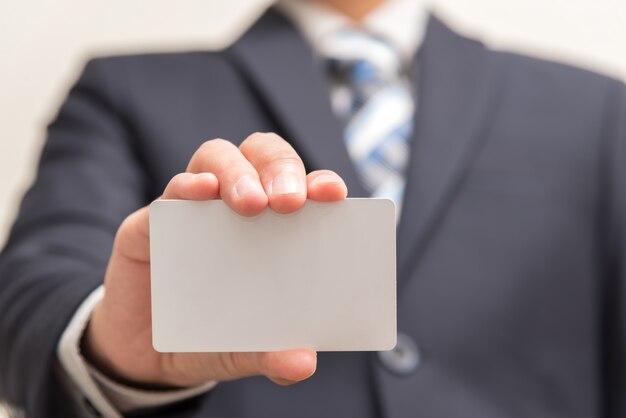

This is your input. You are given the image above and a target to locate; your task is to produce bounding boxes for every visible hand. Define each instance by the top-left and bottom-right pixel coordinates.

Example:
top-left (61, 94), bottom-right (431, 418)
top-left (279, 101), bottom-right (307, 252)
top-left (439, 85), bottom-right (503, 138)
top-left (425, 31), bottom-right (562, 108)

top-left (82, 132), bottom-right (348, 388)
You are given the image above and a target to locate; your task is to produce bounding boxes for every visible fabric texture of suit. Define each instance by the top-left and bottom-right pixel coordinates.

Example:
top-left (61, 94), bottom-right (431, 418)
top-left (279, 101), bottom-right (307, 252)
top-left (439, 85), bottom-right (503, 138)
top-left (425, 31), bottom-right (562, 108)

top-left (1, 8), bottom-right (625, 418)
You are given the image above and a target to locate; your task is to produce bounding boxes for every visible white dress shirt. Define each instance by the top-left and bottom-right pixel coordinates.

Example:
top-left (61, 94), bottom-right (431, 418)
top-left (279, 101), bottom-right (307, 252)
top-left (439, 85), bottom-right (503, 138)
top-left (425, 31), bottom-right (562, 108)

top-left (57, 1), bottom-right (429, 416)
top-left (279, 0), bottom-right (429, 65)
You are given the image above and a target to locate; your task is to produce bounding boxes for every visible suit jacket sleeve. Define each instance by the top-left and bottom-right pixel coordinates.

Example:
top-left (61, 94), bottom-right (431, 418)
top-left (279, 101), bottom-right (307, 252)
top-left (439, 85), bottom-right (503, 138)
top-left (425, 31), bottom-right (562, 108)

top-left (0, 58), bottom-right (150, 417)
top-left (606, 80), bottom-right (626, 417)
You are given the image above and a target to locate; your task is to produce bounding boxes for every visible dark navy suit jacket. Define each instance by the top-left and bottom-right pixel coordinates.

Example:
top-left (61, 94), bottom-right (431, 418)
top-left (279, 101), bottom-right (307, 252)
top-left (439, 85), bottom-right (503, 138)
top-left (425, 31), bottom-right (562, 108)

top-left (1, 8), bottom-right (625, 418)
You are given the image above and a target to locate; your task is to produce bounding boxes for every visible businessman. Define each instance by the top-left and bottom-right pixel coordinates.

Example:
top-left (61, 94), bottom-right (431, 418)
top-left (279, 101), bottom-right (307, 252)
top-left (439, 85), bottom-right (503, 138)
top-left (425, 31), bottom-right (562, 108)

top-left (1, 0), bottom-right (625, 417)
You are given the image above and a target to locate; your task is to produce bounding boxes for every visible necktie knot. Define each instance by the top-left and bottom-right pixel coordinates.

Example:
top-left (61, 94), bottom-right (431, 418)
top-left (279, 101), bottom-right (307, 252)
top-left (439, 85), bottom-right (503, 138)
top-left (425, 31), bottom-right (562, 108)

top-left (323, 30), bottom-right (403, 111)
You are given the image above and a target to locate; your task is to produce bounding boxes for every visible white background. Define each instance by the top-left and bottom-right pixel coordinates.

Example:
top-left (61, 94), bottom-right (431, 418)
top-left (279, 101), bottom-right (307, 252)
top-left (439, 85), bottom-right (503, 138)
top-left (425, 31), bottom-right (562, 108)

top-left (0, 0), bottom-right (625, 415)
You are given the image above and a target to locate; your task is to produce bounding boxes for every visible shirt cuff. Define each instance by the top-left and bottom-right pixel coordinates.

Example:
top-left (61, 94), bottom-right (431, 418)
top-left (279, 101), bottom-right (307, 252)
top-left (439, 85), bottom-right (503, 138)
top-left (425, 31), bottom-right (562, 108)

top-left (57, 285), bottom-right (216, 417)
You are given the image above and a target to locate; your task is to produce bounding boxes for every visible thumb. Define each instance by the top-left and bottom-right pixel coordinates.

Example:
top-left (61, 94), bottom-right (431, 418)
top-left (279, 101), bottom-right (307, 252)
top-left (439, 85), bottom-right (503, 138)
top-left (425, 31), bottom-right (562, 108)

top-left (226, 350), bottom-right (317, 385)
top-left (172, 350), bottom-right (318, 386)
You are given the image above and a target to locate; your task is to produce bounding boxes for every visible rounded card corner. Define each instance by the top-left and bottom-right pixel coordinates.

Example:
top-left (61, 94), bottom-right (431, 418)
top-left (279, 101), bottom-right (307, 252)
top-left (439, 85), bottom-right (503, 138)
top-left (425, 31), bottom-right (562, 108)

top-left (382, 198), bottom-right (396, 211)
top-left (382, 335), bottom-right (398, 351)
top-left (152, 338), bottom-right (168, 353)
top-left (149, 199), bottom-right (162, 212)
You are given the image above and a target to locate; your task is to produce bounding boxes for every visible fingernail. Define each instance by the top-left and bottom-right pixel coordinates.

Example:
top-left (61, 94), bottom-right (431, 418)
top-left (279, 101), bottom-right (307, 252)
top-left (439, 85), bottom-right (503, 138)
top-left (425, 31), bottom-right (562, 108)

top-left (311, 174), bottom-right (340, 187)
top-left (271, 173), bottom-right (302, 195)
top-left (235, 175), bottom-right (263, 197)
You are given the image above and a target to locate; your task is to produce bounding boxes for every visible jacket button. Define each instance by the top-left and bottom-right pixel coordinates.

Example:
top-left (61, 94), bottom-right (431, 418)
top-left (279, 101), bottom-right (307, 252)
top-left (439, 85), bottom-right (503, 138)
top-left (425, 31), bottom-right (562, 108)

top-left (377, 332), bottom-right (420, 376)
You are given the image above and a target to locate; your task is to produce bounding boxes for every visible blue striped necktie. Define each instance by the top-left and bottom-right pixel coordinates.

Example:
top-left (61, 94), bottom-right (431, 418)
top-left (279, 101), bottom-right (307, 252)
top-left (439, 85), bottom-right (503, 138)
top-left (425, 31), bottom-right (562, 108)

top-left (323, 29), bottom-right (415, 215)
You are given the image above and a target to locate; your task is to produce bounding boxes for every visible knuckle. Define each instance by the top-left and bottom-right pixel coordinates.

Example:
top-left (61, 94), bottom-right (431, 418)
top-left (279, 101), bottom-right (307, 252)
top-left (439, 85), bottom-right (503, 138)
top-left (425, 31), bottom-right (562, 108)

top-left (261, 132), bottom-right (284, 143)
top-left (240, 133), bottom-right (262, 153)
top-left (117, 212), bottom-right (136, 236)
top-left (114, 211), bottom-right (140, 247)
top-left (313, 169), bottom-right (337, 177)
top-left (241, 132), bottom-right (285, 152)
top-left (169, 172), bottom-right (188, 185)
top-left (197, 138), bottom-right (230, 154)
top-left (189, 138), bottom-right (235, 171)
top-left (163, 173), bottom-right (186, 194)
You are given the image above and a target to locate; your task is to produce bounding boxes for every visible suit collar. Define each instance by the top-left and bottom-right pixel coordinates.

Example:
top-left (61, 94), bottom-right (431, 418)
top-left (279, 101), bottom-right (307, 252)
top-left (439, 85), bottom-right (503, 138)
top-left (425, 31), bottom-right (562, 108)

top-left (228, 10), bottom-right (505, 284)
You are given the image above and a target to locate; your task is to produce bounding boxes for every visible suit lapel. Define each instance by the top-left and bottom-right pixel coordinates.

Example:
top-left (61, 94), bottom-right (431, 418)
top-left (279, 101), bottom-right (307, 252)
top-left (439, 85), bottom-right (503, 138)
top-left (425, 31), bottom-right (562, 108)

top-left (227, 9), bottom-right (369, 197)
top-left (397, 17), bottom-right (505, 283)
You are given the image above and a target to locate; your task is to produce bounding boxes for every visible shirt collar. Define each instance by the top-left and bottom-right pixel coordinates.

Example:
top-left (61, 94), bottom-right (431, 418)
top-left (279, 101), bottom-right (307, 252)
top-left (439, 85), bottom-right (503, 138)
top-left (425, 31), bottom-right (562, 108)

top-left (276, 0), bottom-right (430, 65)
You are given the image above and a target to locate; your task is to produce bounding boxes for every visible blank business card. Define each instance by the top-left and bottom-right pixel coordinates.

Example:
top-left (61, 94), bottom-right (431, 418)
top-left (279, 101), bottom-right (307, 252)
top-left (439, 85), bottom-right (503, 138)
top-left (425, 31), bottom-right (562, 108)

top-left (150, 198), bottom-right (396, 352)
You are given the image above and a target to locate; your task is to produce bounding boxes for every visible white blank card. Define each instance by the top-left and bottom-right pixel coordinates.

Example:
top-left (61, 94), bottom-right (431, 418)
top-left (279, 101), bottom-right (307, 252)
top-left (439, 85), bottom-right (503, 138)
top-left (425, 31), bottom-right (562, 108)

top-left (150, 198), bottom-right (396, 352)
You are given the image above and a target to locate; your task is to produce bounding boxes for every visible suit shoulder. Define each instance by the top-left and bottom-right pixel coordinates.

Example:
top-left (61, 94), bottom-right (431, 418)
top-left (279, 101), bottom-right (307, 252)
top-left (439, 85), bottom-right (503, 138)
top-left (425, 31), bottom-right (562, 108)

top-left (72, 49), bottom-right (243, 109)
top-left (87, 50), bottom-right (232, 70)
top-left (429, 16), bottom-right (623, 103)
top-left (485, 46), bottom-right (623, 103)
top-left (83, 49), bottom-right (233, 77)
